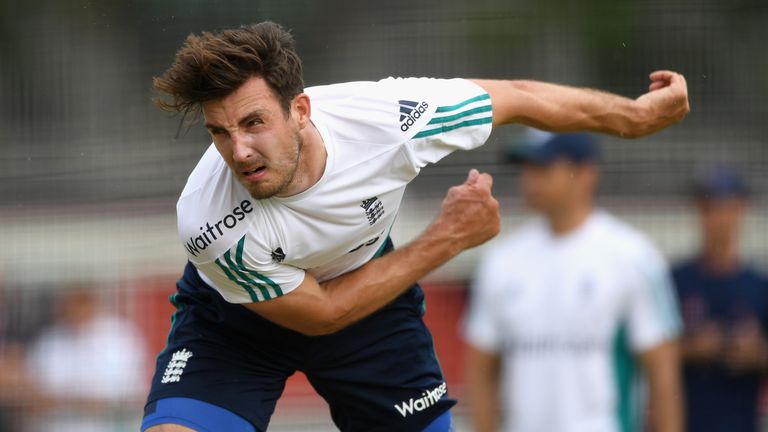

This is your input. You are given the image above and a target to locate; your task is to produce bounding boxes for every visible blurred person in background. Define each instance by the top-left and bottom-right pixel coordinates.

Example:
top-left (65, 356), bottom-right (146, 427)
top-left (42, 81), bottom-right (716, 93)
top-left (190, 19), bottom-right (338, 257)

top-left (463, 132), bottom-right (683, 432)
top-left (24, 284), bottom-right (148, 432)
top-left (673, 166), bottom-right (768, 432)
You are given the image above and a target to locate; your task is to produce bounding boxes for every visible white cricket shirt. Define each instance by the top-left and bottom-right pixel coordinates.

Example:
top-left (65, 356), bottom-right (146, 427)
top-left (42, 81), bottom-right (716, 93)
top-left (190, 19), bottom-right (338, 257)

top-left (464, 211), bottom-right (681, 432)
top-left (176, 78), bottom-right (493, 303)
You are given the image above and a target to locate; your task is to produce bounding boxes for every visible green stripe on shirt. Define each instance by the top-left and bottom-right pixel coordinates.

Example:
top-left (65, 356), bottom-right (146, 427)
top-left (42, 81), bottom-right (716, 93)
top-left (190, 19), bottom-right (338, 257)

top-left (434, 93), bottom-right (491, 113)
top-left (234, 236), bottom-right (284, 297)
top-left (413, 116), bottom-right (492, 139)
top-left (222, 251), bottom-right (270, 300)
top-left (215, 257), bottom-right (261, 302)
top-left (427, 104), bottom-right (492, 125)
top-left (612, 324), bottom-right (640, 432)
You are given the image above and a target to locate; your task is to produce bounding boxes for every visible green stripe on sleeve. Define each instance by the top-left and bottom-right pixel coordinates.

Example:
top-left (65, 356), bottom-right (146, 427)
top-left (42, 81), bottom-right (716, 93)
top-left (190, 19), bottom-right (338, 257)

top-left (234, 236), bottom-right (284, 297)
top-left (427, 104), bottom-right (492, 125)
top-left (434, 93), bottom-right (491, 113)
top-left (413, 116), bottom-right (492, 139)
top-left (223, 250), bottom-right (271, 300)
top-left (247, 271), bottom-right (284, 297)
top-left (215, 257), bottom-right (261, 302)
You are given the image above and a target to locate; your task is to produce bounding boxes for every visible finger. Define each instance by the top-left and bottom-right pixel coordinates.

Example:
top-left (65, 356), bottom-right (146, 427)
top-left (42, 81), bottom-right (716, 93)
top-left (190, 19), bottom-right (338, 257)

top-left (475, 172), bottom-right (494, 191)
top-left (654, 71), bottom-right (687, 91)
top-left (649, 70), bottom-right (675, 81)
top-left (648, 81), bottom-right (668, 91)
top-left (466, 168), bottom-right (480, 184)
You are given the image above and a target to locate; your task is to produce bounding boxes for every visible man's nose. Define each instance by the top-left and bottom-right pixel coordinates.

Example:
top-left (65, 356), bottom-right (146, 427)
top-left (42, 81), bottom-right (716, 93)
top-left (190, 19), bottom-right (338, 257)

top-left (230, 131), bottom-right (254, 162)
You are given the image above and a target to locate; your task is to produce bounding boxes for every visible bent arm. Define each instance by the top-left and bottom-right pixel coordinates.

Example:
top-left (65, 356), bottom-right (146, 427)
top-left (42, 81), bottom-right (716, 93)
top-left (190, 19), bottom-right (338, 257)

top-left (245, 170), bottom-right (500, 336)
top-left (247, 225), bottom-right (458, 336)
top-left (471, 70), bottom-right (689, 138)
top-left (639, 340), bottom-right (684, 432)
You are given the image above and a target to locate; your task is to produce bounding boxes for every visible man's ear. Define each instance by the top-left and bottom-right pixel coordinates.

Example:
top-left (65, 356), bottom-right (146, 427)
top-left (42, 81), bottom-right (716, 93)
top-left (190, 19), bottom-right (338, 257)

top-left (292, 93), bottom-right (311, 129)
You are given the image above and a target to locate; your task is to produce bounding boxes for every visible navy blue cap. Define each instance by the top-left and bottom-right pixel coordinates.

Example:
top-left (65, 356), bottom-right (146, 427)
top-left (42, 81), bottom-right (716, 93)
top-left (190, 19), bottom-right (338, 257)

top-left (693, 166), bottom-right (749, 200)
top-left (506, 132), bottom-right (600, 165)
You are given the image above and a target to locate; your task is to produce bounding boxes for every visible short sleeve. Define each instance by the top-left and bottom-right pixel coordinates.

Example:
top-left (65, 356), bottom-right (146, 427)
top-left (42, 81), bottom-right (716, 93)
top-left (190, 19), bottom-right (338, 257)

top-left (625, 243), bottom-right (682, 353)
top-left (307, 77), bottom-right (493, 174)
top-left (463, 252), bottom-right (504, 352)
top-left (396, 78), bottom-right (494, 170)
top-left (195, 236), bottom-right (306, 304)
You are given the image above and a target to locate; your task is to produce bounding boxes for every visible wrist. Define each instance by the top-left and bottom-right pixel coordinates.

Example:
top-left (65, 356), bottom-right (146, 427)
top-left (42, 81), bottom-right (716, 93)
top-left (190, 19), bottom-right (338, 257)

top-left (625, 100), bottom-right (653, 138)
top-left (421, 219), bottom-right (465, 259)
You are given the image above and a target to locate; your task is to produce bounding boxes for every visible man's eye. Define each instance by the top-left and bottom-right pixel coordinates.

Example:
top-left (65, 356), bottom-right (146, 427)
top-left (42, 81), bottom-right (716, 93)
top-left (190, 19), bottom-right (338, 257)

top-left (246, 119), bottom-right (262, 127)
top-left (210, 129), bottom-right (226, 136)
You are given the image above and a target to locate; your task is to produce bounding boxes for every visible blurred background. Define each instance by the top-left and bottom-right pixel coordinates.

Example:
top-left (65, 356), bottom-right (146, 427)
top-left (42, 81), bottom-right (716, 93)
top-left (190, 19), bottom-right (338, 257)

top-left (1, 0), bottom-right (767, 430)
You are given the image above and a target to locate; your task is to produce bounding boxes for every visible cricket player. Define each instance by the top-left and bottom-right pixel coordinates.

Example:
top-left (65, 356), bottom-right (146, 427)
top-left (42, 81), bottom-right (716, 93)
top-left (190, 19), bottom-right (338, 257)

top-left (674, 167), bottom-right (768, 432)
top-left (143, 22), bottom-right (689, 432)
top-left (463, 133), bottom-right (683, 432)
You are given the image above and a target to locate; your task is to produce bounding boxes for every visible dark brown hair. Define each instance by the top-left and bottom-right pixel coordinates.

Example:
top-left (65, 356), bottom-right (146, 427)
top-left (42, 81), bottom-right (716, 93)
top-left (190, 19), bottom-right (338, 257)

top-left (153, 22), bottom-right (304, 115)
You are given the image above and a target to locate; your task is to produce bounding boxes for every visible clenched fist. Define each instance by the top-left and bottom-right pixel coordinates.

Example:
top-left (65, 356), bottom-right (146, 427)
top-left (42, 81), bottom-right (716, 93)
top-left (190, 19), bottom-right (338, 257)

top-left (634, 70), bottom-right (690, 136)
top-left (430, 169), bottom-right (501, 253)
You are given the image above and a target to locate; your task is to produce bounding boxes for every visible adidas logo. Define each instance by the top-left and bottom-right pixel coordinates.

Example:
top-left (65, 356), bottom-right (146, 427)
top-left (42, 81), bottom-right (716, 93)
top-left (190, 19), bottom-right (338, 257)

top-left (398, 99), bottom-right (429, 132)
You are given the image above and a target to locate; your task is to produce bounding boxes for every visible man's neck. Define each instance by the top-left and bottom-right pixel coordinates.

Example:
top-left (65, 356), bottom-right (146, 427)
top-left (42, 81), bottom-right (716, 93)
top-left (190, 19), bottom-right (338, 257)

top-left (279, 121), bottom-right (326, 197)
top-left (547, 202), bottom-right (593, 236)
top-left (300, 121), bottom-right (327, 187)
top-left (701, 239), bottom-right (740, 275)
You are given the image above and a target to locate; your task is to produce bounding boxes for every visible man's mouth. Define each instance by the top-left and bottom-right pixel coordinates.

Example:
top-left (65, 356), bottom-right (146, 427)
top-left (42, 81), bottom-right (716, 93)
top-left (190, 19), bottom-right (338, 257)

top-left (241, 166), bottom-right (267, 181)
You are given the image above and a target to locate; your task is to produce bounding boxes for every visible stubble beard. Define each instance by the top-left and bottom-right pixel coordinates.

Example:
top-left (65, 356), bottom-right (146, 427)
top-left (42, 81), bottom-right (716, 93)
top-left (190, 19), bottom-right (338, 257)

top-left (244, 131), bottom-right (303, 200)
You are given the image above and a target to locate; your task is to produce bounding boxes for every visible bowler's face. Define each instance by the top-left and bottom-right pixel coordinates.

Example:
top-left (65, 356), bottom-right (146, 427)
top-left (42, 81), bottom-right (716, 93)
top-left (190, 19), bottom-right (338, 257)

top-left (202, 77), bottom-right (302, 199)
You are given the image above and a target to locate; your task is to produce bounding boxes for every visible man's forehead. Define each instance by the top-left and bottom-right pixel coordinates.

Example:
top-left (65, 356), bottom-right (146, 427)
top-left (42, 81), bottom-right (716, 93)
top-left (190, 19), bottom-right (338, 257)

top-left (523, 159), bottom-right (572, 170)
top-left (202, 77), bottom-right (278, 121)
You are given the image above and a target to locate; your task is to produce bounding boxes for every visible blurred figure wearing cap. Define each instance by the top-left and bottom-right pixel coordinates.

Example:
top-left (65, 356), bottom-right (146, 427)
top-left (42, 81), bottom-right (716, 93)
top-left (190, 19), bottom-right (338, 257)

top-left (672, 166), bottom-right (768, 432)
top-left (463, 132), bottom-right (683, 432)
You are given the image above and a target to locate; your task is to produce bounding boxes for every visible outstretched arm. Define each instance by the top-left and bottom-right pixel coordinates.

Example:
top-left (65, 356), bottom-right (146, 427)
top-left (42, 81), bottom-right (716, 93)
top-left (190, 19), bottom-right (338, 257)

top-left (471, 70), bottom-right (689, 138)
top-left (245, 170), bottom-right (500, 336)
